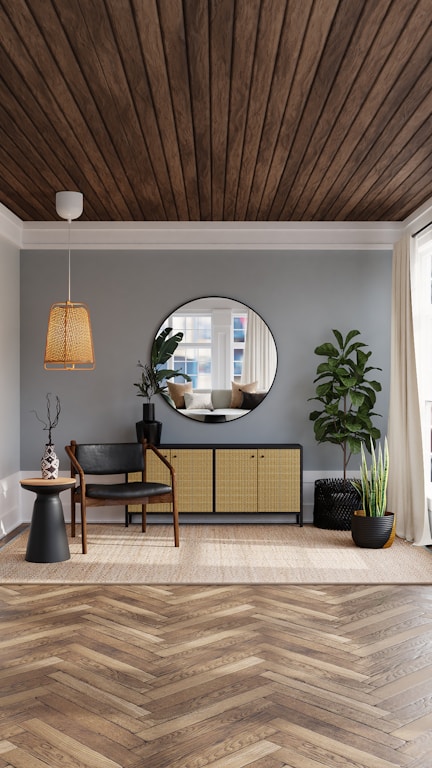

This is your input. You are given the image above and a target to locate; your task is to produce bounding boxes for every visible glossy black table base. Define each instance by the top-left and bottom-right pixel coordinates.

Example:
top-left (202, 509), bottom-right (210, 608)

top-left (20, 479), bottom-right (75, 563)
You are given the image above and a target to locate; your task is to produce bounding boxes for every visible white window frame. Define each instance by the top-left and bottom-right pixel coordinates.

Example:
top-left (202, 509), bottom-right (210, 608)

top-left (415, 235), bottom-right (432, 501)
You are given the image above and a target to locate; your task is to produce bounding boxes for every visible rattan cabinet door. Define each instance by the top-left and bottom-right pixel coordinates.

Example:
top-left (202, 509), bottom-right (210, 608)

top-left (126, 449), bottom-right (171, 514)
top-left (129, 448), bottom-right (213, 514)
top-left (215, 449), bottom-right (257, 513)
top-left (171, 449), bottom-right (213, 513)
top-left (144, 449), bottom-right (172, 512)
top-left (257, 448), bottom-right (301, 513)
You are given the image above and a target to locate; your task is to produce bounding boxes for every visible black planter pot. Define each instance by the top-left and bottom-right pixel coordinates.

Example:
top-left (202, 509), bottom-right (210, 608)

top-left (136, 419), bottom-right (162, 447)
top-left (351, 511), bottom-right (395, 548)
top-left (313, 479), bottom-right (361, 531)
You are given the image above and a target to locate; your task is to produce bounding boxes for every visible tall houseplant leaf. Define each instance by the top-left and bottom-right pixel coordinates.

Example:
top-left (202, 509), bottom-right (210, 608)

top-left (309, 329), bottom-right (382, 479)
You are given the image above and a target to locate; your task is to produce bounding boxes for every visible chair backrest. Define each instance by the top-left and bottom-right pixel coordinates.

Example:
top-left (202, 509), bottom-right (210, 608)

top-left (71, 443), bottom-right (144, 475)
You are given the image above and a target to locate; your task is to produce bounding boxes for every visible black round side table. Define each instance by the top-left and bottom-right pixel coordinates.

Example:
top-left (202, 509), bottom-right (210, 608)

top-left (20, 477), bottom-right (76, 563)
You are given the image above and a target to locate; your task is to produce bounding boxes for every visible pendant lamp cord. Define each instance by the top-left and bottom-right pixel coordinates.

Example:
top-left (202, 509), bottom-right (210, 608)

top-left (67, 217), bottom-right (71, 302)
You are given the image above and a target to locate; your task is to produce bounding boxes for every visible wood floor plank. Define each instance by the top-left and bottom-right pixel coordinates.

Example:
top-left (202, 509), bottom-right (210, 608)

top-left (274, 720), bottom-right (407, 767)
top-left (1, 584), bottom-right (432, 766)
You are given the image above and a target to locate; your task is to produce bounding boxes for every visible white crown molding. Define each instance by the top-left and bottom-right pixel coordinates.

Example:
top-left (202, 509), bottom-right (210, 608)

top-left (402, 195), bottom-right (432, 238)
top-left (19, 219), bottom-right (402, 251)
top-left (0, 200), bottom-right (410, 251)
top-left (0, 203), bottom-right (23, 248)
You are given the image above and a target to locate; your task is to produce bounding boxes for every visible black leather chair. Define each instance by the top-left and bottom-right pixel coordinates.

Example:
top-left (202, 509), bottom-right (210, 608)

top-left (65, 440), bottom-right (179, 553)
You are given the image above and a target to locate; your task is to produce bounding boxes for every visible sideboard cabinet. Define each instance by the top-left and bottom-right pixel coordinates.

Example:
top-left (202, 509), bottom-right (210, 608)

top-left (130, 444), bottom-right (302, 524)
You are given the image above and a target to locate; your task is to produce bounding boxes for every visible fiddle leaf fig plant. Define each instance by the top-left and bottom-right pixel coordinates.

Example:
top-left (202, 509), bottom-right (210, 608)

top-left (134, 327), bottom-right (191, 402)
top-left (308, 329), bottom-right (382, 479)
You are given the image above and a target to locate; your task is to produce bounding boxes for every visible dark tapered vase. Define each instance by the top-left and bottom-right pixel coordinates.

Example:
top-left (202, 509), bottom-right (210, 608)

top-left (136, 403), bottom-right (162, 446)
top-left (142, 403), bottom-right (155, 422)
top-left (351, 510), bottom-right (396, 548)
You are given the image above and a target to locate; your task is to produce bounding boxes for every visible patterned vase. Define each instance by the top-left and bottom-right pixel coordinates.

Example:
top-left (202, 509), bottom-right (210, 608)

top-left (41, 443), bottom-right (59, 479)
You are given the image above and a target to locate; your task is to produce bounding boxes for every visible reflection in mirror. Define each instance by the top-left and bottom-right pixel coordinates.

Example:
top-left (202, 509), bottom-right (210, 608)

top-left (154, 297), bottom-right (277, 422)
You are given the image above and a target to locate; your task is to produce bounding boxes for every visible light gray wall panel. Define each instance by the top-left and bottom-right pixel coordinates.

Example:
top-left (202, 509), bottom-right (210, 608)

top-left (20, 248), bottom-right (392, 473)
top-left (1, 236), bottom-right (20, 477)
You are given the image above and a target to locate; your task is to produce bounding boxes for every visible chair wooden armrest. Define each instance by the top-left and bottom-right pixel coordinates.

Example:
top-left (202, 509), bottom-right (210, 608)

top-left (147, 443), bottom-right (176, 485)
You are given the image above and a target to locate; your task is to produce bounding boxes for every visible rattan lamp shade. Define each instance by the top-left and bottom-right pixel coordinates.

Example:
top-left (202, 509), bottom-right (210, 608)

top-left (44, 190), bottom-right (95, 370)
top-left (44, 300), bottom-right (95, 370)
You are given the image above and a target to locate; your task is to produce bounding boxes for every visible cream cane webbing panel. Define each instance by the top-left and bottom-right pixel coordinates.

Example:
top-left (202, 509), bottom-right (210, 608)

top-left (130, 449), bottom-right (213, 513)
top-left (145, 450), bottom-right (172, 512)
top-left (171, 449), bottom-right (213, 513)
top-left (127, 452), bottom-right (171, 513)
top-left (257, 449), bottom-right (301, 512)
top-left (215, 449), bottom-right (257, 513)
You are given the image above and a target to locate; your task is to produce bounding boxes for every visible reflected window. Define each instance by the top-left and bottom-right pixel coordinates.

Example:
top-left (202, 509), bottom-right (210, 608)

top-left (162, 310), bottom-right (250, 388)
top-left (233, 313), bottom-right (247, 382)
top-left (172, 314), bottom-right (211, 344)
top-left (172, 347), bottom-right (212, 390)
top-left (166, 313), bottom-right (212, 390)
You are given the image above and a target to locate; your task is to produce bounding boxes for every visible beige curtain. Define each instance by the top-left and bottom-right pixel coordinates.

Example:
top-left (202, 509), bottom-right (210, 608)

top-left (387, 235), bottom-right (432, 544)
top-left (242, 311), bottom-right (277, 390)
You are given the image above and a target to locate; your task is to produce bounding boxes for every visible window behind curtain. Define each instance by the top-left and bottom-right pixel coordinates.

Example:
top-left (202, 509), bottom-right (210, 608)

top-left (415, 235), bottom-right (432, 492)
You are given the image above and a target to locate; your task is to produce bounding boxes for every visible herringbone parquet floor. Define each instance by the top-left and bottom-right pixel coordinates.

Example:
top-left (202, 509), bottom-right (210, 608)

top-left (1, 583), bottom-right (432, 767)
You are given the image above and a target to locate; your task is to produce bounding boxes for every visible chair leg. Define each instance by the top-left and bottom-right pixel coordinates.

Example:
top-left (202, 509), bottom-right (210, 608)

top-left (125, 505), bottom-right (129, 527)
top-left (81, 502), bottom-right (88, 554)
top-left (141, 504), bottom-right (147, 532)
top-left (172, 498), bottom-right (179, 547)
top-left (71, 489), bottom-right (76, 537)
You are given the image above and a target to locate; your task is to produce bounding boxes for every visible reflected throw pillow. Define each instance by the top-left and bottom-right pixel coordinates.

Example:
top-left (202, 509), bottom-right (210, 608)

top-left (184, 392), bottom-right (214, 411)
top-left (167, 381), bottom-right (193, 408)
top-left (230, 381), bottom-right (257, 408)
top-left (240, 391), bottom-right (266, 410)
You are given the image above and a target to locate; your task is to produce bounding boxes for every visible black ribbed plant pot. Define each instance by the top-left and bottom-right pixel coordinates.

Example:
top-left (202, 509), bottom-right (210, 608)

top-left (136, 419), bottom-right (162, 447)
top-left (351, 511), bottom-right (395, 548)
top-left (313, 479), bottom-right (361, 530)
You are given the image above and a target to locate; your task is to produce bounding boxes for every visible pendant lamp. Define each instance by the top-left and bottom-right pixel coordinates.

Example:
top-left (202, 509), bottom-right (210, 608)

top-left (44, 191), bottom-right (95, 370)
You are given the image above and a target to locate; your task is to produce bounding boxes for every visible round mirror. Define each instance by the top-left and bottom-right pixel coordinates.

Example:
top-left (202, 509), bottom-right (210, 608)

top-left (153, 297), bottom-right (277, 422)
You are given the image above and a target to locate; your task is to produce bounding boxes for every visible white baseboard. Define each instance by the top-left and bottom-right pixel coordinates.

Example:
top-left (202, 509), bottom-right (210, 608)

top-left (0, 471), bottom-right (23, 536)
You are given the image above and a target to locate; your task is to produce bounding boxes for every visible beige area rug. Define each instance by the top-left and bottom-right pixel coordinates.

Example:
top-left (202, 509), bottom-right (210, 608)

top-left (1, 524), bottom-right (432, 583)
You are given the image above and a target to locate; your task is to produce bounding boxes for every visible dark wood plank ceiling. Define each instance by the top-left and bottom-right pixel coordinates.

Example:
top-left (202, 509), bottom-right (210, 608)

top-left (0, 0), bottom-right (431, 223)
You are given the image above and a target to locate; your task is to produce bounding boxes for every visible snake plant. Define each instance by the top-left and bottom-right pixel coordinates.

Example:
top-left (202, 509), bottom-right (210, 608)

top-left (351, 438), bottom-right (389, 517)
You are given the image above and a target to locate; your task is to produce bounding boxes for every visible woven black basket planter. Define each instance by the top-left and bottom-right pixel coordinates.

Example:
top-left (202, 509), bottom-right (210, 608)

top-left (313, 479), bottom-right (361, 530)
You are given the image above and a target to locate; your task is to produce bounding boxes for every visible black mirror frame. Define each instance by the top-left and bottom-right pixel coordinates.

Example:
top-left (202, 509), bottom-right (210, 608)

top-left (151, 296), bottom-right (278, 424)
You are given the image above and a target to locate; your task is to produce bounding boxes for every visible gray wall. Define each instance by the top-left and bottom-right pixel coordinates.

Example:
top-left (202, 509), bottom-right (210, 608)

top-left (20, 248), bottom-right (392, 472)
top-left (0, 235), bottom-right (20, 477)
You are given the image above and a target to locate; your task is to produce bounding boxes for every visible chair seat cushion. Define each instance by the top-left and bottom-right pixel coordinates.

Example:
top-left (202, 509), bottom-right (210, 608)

top-left (85, 482), bottom-right (172, 500)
